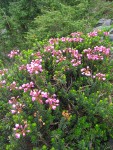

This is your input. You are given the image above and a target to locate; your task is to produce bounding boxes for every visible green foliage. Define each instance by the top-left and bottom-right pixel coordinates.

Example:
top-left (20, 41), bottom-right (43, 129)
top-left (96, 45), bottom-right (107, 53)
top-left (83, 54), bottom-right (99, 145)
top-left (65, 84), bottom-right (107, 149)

top-left (1, 29), bottom-right (113, 149)
top-left (1, 0), bottom-right (113, 149)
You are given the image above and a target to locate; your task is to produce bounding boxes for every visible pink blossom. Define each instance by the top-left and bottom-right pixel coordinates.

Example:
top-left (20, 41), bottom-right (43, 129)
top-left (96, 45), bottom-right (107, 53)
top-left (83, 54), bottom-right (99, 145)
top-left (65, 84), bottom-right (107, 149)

top-left (26, 59), bottom-right (43, 74)
top-left (31, 52), bottom-right (42, 59)
top-left (8, 50), bottom-right (20, 58)
top-left (83, 46), bottom-right (110, 60)
top-left (87, 54), bottom-right (103, 60)
top-left (71, 59), bottom-right (81, 66)
top-left (71, 50), bottom-right (82, 59)
top-left (60, 37), bottom-right (83, 43)
top-left (9, 81), bottom-right (18, 90)
top-left (19, 82), bottom-right (34, 92)
top-left (13, 121), bottom-right (30, 138)
top-left (81, 66), bottom-right (92, 76)
top-left (44, 45), bottom-right (54, 52)
top-left (88, 31), bottom-right (98, 37)
top-left (103, 32), bottom-right (109, 36)
top-left (72, 37), bottom-right (83, 42)
top-left (19, 65), bottom-right (26, 71)
top-left (30, 90), bottom-right (43, 103)
top-left (93, 46), bottom-right (110, 55)
top-left (15, 124), bottom-right (20, 128)
top-left (9, 97), bottom-right (24, 114)
top-left (11, 110), bottom-right (16, 114)
top-left (0, 80), bottom-right (6, 87)
top-left (30, 89), bottom-right (59, 110)
top-left (49, 38), bottom-right (59, 45)
top-left (70, 32), bottom-right (83, 37)
top-left (8, 97), bottom-right (17, 104)
top-left (15, 133), bottom-right (21, 139)
top-left (45, 94), bottom-right (59, 110)
top-left (56, 56), bottom-right (66, 63)
top-left (93, 73), bottom-right (106, 80)
top-left (41, 91), bottom-right (48, 98)
top-left (0, 69), bottom-right (8, 76)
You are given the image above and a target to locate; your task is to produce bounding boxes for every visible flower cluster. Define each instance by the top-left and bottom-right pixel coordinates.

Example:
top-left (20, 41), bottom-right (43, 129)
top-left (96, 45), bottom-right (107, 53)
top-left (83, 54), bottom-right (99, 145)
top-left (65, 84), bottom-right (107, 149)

top-left (31, 52), bottom-right (42, 59)
top-left (48, 34), bottom-right (83, 45)
top-left (70, 49), bottom-right (82, 66)
top-left (19, 65), bottom-right (26, 71)
top-left (8, 97), bottom-right (25, 114)
top-left (103, 32), bottom-right (109, 36)
top-left (0, 80), bottom-right (6, 87)
top-left (30, 90), bottom-right (47, 104)
top-left (94, 46), bottom-right (110, 56)
top-left (83, 46), bottom-right (110, 60)
top-left (0, 69), bottom-right (8, 76)
top-left (49, 38), bottom-right (59, 45)
top-left (19, 82), bottom-right (34, 92)
top-left (44, 45), bottom-right (55, 52)
top-left (81, 66), bottom-right (92, 76)
top-left (60, 37), bottom-right (83, 43)
top-left (45, 46), bottom-right (82, 66)
top-left (30, 90), bottom-right (59, 110)
top-left (70, 32), bottom-right (83, 37)
top-left (52, 49), bottom-right (66, 63)
top-left (88, 31), bottom-right (98, 37)
top-left (45, 94), bottom-right (59, 110)
top-left (9, 81), bottom-right (18, 90)
top-left (8, 50), bottom-right (20, 58)
top-left (26, 59), bottom-right (43, 74)
top-left (93, 73), bottom-right (106, 81)
top-left (13, 121), bottom-right (30, 139)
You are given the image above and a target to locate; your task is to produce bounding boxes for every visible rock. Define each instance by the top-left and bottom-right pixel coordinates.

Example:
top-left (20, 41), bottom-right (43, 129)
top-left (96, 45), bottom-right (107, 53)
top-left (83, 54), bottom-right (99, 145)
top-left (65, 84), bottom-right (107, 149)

top-left (94, 18), bottom-right (113, 41)
top-left (103, 19), bottom-right (112, 26)
top-left (95, 18), bottom-right (112, 28)
top-left (109, 28), bottom-right (113, 41)
top-left (95, 18), bottom-right (106, 27)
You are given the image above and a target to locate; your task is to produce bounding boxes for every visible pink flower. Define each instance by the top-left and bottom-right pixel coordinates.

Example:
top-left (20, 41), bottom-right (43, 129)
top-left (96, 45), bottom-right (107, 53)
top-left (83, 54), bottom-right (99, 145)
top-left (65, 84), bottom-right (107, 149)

top-left (44, 45), bottom-right (54, 52)
top-left (11, 110), bottom-right (16, 114)
top-left (9, 81), bottom-right (18, 90)
top-left (15, 133), bottom-right (21, 139)
top-left (31, 52), bottom-right (42, 59)
top-left (87, 54), bottom-right (103, 60)
top-left (49, 38), bottom-right (59, 45)
top-left (45, 95), bottom-right (59, 110)
top-left (30, 89), bottom-right (59, 110)
top-left (71, 59), bottom-right (81, 66)
top-left (70, 32), bottom-right (83, 37)
top-left (83, 46), bottom-right (110, 60)
top-left (15, 124), bottom-right (20, 128)
top-left (9, 96), bottom-right (24, 114)
top-left (0, 80), bottom-right (6, 87)
top-left (8, 50), bottom-right (20, 58)
top-left (30, 90), bottom-right (43, 103)
top-left (88, 31), bottom-right (98, 37)
top-left (93, 73), bottom-right (106, 80)
top-left (26, 59), bottom-right (43, 74)
top-left (81, 66), bottom-right (92, 76)
top-left (41, 92), bottom-right (48, 98)
top-left (103, 32), bottom-right (109, 36)
top-left (19, 82), bottom-right (34, 92)
top-left (0, 69), bottom-right (8, 76)
top-left (19, 65), bottom-right (26, 71)
top-left (14, 121), bottom-right (30, 138)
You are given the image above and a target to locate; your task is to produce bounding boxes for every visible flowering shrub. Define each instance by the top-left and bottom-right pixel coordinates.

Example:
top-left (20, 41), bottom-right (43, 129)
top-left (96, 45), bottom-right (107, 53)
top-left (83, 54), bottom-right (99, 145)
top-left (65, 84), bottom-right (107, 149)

top-left (1, 30), bottom-right (113, 149)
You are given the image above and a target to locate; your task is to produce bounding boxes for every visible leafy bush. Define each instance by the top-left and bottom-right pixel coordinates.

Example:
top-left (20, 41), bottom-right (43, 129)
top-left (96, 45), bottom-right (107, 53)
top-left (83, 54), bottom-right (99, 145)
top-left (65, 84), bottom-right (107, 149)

top-left (0, 29), bottom-right (113, 149)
